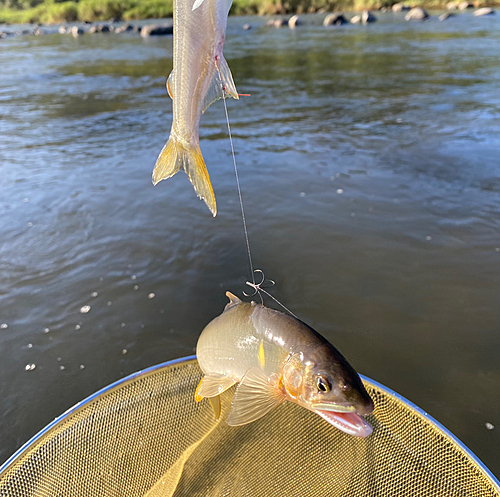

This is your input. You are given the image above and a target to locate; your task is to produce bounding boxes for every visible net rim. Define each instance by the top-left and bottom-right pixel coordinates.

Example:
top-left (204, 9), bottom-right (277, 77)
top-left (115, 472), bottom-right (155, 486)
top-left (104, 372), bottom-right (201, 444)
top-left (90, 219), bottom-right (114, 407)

top-left (1, 354), bottom-right (498, 489)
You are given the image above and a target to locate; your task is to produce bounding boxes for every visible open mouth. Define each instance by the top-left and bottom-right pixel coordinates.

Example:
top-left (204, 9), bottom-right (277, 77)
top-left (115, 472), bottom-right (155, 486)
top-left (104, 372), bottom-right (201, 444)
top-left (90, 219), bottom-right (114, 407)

top-left (313, 409), bottom-right (373, 438)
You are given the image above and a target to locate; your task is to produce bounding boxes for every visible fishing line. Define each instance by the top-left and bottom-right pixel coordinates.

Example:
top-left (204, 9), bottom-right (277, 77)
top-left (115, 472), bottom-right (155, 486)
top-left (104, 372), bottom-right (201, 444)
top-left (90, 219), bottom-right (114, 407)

top-left (221, 93), bottom-right (256, 290)
top-left (221, 90), bottom-right (299, 320)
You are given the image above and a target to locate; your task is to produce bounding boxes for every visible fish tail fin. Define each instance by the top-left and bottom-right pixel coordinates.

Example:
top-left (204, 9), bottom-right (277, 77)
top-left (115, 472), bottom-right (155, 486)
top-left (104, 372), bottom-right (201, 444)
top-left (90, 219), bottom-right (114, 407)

top-left (152, 136), bottom-right (217, 217)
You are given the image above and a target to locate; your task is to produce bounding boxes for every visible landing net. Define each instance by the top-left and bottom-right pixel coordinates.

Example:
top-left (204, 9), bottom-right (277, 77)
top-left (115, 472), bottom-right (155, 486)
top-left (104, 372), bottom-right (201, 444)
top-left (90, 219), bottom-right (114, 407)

top-left (0, 356), bottom-right (498, 497)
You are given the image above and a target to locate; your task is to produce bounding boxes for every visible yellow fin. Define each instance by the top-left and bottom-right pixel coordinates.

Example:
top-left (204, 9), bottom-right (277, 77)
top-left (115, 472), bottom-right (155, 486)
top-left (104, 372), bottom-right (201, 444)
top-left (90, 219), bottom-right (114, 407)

top-left (258, 340), bottom-right (265, 369)
top-left (209, 395), bottom-right (221, 420)
top-left (152, 136), bottom-right (217, 217)
top-left (195, 378), bottom-right (204, 402)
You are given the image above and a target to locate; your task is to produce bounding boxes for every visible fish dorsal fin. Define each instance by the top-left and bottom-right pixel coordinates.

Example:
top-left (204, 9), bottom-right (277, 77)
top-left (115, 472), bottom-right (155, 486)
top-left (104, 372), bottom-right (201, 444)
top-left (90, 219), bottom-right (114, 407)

top-left (201, 57), bottom-right (239, 114)
top-left (226, 367), bottom-right (285, 426)
top-left (166, 70), bottom-right (174, 99)
top-left (197, 373), bottom-right (236, 399)
top-left (225, 291), bottom-right (242, 310)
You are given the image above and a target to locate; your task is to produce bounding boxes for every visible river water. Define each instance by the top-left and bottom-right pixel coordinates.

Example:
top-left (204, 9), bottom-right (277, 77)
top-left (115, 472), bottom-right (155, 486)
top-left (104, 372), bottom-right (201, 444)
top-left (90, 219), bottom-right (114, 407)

top-left (1, 12), bottom-right (499, 477)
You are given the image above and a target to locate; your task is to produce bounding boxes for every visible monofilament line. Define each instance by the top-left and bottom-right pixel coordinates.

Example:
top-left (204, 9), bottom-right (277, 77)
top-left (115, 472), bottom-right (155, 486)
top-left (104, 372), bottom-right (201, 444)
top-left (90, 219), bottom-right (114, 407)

top-left (221, 92), bottom-right (257, 291)
top-left (221, 91), bottom-right (299, 319)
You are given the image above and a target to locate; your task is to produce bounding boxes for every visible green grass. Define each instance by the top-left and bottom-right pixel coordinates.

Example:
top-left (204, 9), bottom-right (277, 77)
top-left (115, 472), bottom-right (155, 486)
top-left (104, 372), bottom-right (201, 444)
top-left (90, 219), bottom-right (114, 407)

top-left (1, 0), bottom-right (499, 25)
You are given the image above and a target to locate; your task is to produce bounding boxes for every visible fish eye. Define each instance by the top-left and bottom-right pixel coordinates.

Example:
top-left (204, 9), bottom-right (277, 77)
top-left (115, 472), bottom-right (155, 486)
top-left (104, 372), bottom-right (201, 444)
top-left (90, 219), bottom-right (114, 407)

top-left (316, 375), bottom-right (331, 393)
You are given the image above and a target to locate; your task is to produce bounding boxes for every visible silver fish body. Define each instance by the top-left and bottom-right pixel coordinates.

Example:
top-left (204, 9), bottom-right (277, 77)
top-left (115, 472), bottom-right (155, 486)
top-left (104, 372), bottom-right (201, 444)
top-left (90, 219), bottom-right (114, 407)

top-left (196, 292), bottom-right (374, 437)
top-left (152, 0), bottom-right (238, 216)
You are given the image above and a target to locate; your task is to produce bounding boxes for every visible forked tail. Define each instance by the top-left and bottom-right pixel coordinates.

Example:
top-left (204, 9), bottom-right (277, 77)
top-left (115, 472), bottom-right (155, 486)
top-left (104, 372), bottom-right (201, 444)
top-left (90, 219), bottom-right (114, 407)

top-left (152, 136), bottom-right (217, 217)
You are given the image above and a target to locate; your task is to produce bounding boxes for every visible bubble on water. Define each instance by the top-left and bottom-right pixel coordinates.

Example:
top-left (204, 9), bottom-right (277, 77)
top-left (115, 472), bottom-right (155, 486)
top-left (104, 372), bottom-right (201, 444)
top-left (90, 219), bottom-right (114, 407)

top-left (57, 357), bottom-right (62, 362)
top-left (27, 222), bottom-right (33, 227)
top-left (141, 324), bottom-right (145, 329)
top-left (495, 248), bottom-right (500, 253)
top-left (127, 264), bottom-right (132, 269)
top-left (107, 301), bottom-right (112, 306)
top-left (59, 365), bottom-right (65, 371)
top-left (134, 285), bottom-right (139, 290)
top-left (300, 192), bottom-right (306, 197)
top-left (99, 277), bottom-right (104, 282)
top-left (24, 198), bottom-right (29, 202)
top-left (396, 118), bottom-right (402, 123)
top-left (350, 212), bottom-right (356, 217)
top-left (43, 327), bottom-right (50, 333)
top-left (25, 363), bottom-right (36, 371)
top-left (485, 422), bottom-right (495, 430)
top-left (75, 324), bottom-right (81, 330)
top-left (27, 343), bottom-right (33, 348)
top-left (160, 309), bottom-right (164, 314)
top-left (131, 275), bottom-right (137, 280)
top-left (80, 305), bottom-right (91, 314)
top-left (336, 189), bottom-right (344, 195)
top-left (1, 323), bottom-right (8, 329)
top-left (148, 293), bottom-right (155, 299)
top-left (91, 292), bottom-right (98, 298)
top-left (121, 323), bottom-right (126, 328)
top-left (426, 236), bottom-right (432, 241)
top-left (122, 349), bottom-right (128, 355)
top-left (80, 364), bottom-right (85, 370)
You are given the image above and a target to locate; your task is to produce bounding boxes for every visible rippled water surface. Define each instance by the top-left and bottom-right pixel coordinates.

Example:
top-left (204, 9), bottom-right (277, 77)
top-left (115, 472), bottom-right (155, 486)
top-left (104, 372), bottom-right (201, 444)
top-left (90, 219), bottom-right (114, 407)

top-left (1, 13), bottom-right (500, 476)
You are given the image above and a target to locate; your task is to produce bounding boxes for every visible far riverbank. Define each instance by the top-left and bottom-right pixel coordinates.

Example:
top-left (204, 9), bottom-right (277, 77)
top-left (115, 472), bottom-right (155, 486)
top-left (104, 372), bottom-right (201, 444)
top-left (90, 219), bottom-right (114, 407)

top-left (0, 0), bottom-right (498, 25)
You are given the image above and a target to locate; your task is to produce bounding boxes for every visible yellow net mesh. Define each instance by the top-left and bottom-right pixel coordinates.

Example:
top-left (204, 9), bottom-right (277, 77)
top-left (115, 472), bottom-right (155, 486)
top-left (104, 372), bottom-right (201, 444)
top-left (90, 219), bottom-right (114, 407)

top-left (0, 357), bottom-right (498, 497)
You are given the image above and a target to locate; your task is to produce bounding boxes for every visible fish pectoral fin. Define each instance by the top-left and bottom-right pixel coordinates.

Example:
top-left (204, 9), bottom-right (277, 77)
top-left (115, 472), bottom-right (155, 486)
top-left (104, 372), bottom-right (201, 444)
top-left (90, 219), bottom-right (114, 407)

top-left (226, 367), bottom-right (285, 427)
top-left (197, 373), bottom-right (236, 399)
top-left (216, 56), bottom-right (239, 101)
top-left (191, 0), bottom-right (205, 10)
top-left (224, 291), bottom-right (242, 311)
top-left (166, 70), bottom-right (174, 99)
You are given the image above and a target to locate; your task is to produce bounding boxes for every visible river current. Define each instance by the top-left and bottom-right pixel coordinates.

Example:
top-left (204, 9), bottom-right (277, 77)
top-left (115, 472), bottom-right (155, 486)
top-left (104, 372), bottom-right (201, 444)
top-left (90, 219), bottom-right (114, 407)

top-left (0, 12), bottom-right (499, 476)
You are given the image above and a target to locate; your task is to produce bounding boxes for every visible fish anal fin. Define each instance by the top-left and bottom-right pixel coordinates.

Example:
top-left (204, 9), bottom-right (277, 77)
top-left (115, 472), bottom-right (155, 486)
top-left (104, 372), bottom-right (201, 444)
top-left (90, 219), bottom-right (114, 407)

top-left (200, 57), bottom-right (239, 115)
top-left (226, 367), bottom-right (285, 427)
top-left (201, 73), bottom-right (223, 114)
top-left (216, 55), bottom-right (239, 101)
top-left (152, 136), bottom-right (217, 217)
top-left (209, 395), bottom-right (221, 419)
top-left (225, 291), bottom-right (242, 311)
top-left (166, 70), bottom-right (174, 99)
top-left (197, 373), bottom-right (236, 398)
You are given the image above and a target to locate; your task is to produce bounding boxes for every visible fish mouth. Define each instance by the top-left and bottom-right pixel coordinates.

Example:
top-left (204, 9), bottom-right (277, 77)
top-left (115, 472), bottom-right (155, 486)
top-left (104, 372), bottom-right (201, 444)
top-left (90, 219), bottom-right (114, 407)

top-left (312, 405), bottom-right (373, 438)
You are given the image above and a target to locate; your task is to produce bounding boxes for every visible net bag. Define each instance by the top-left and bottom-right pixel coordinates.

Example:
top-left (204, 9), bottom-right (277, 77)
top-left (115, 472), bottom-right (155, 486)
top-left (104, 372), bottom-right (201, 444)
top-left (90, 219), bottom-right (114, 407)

top-left (0, 356), bottom-right (498, 497)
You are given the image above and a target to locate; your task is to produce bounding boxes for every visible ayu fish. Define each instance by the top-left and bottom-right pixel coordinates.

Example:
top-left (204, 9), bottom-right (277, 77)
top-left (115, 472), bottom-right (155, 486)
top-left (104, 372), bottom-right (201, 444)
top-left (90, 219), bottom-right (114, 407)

top-left (195, 292), bottom-right (374, 437)
top-left (152, 0), bottom-right (239, 217)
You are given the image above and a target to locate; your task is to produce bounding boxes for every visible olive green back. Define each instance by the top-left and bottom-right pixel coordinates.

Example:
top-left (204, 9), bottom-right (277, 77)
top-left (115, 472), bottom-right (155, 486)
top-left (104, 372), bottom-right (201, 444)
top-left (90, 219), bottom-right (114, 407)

top-left (0, 358), bottom-right (498, 497)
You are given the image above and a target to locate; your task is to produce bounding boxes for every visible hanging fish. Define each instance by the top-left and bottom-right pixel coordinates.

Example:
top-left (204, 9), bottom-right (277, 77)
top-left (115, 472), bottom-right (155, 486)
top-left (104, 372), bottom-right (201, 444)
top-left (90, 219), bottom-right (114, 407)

top-left (195, 292), bottom-right (375, 437)
top-left (152, 0), bottom-right (239, 217)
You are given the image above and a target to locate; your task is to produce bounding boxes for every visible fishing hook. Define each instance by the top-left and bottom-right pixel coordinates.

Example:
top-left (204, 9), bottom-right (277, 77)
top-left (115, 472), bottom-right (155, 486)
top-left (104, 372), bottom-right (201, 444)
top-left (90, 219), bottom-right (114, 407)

top-left (243, 269), bottom-right (275, 301)
top-left (244, 270), bottom-right (299, 319)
